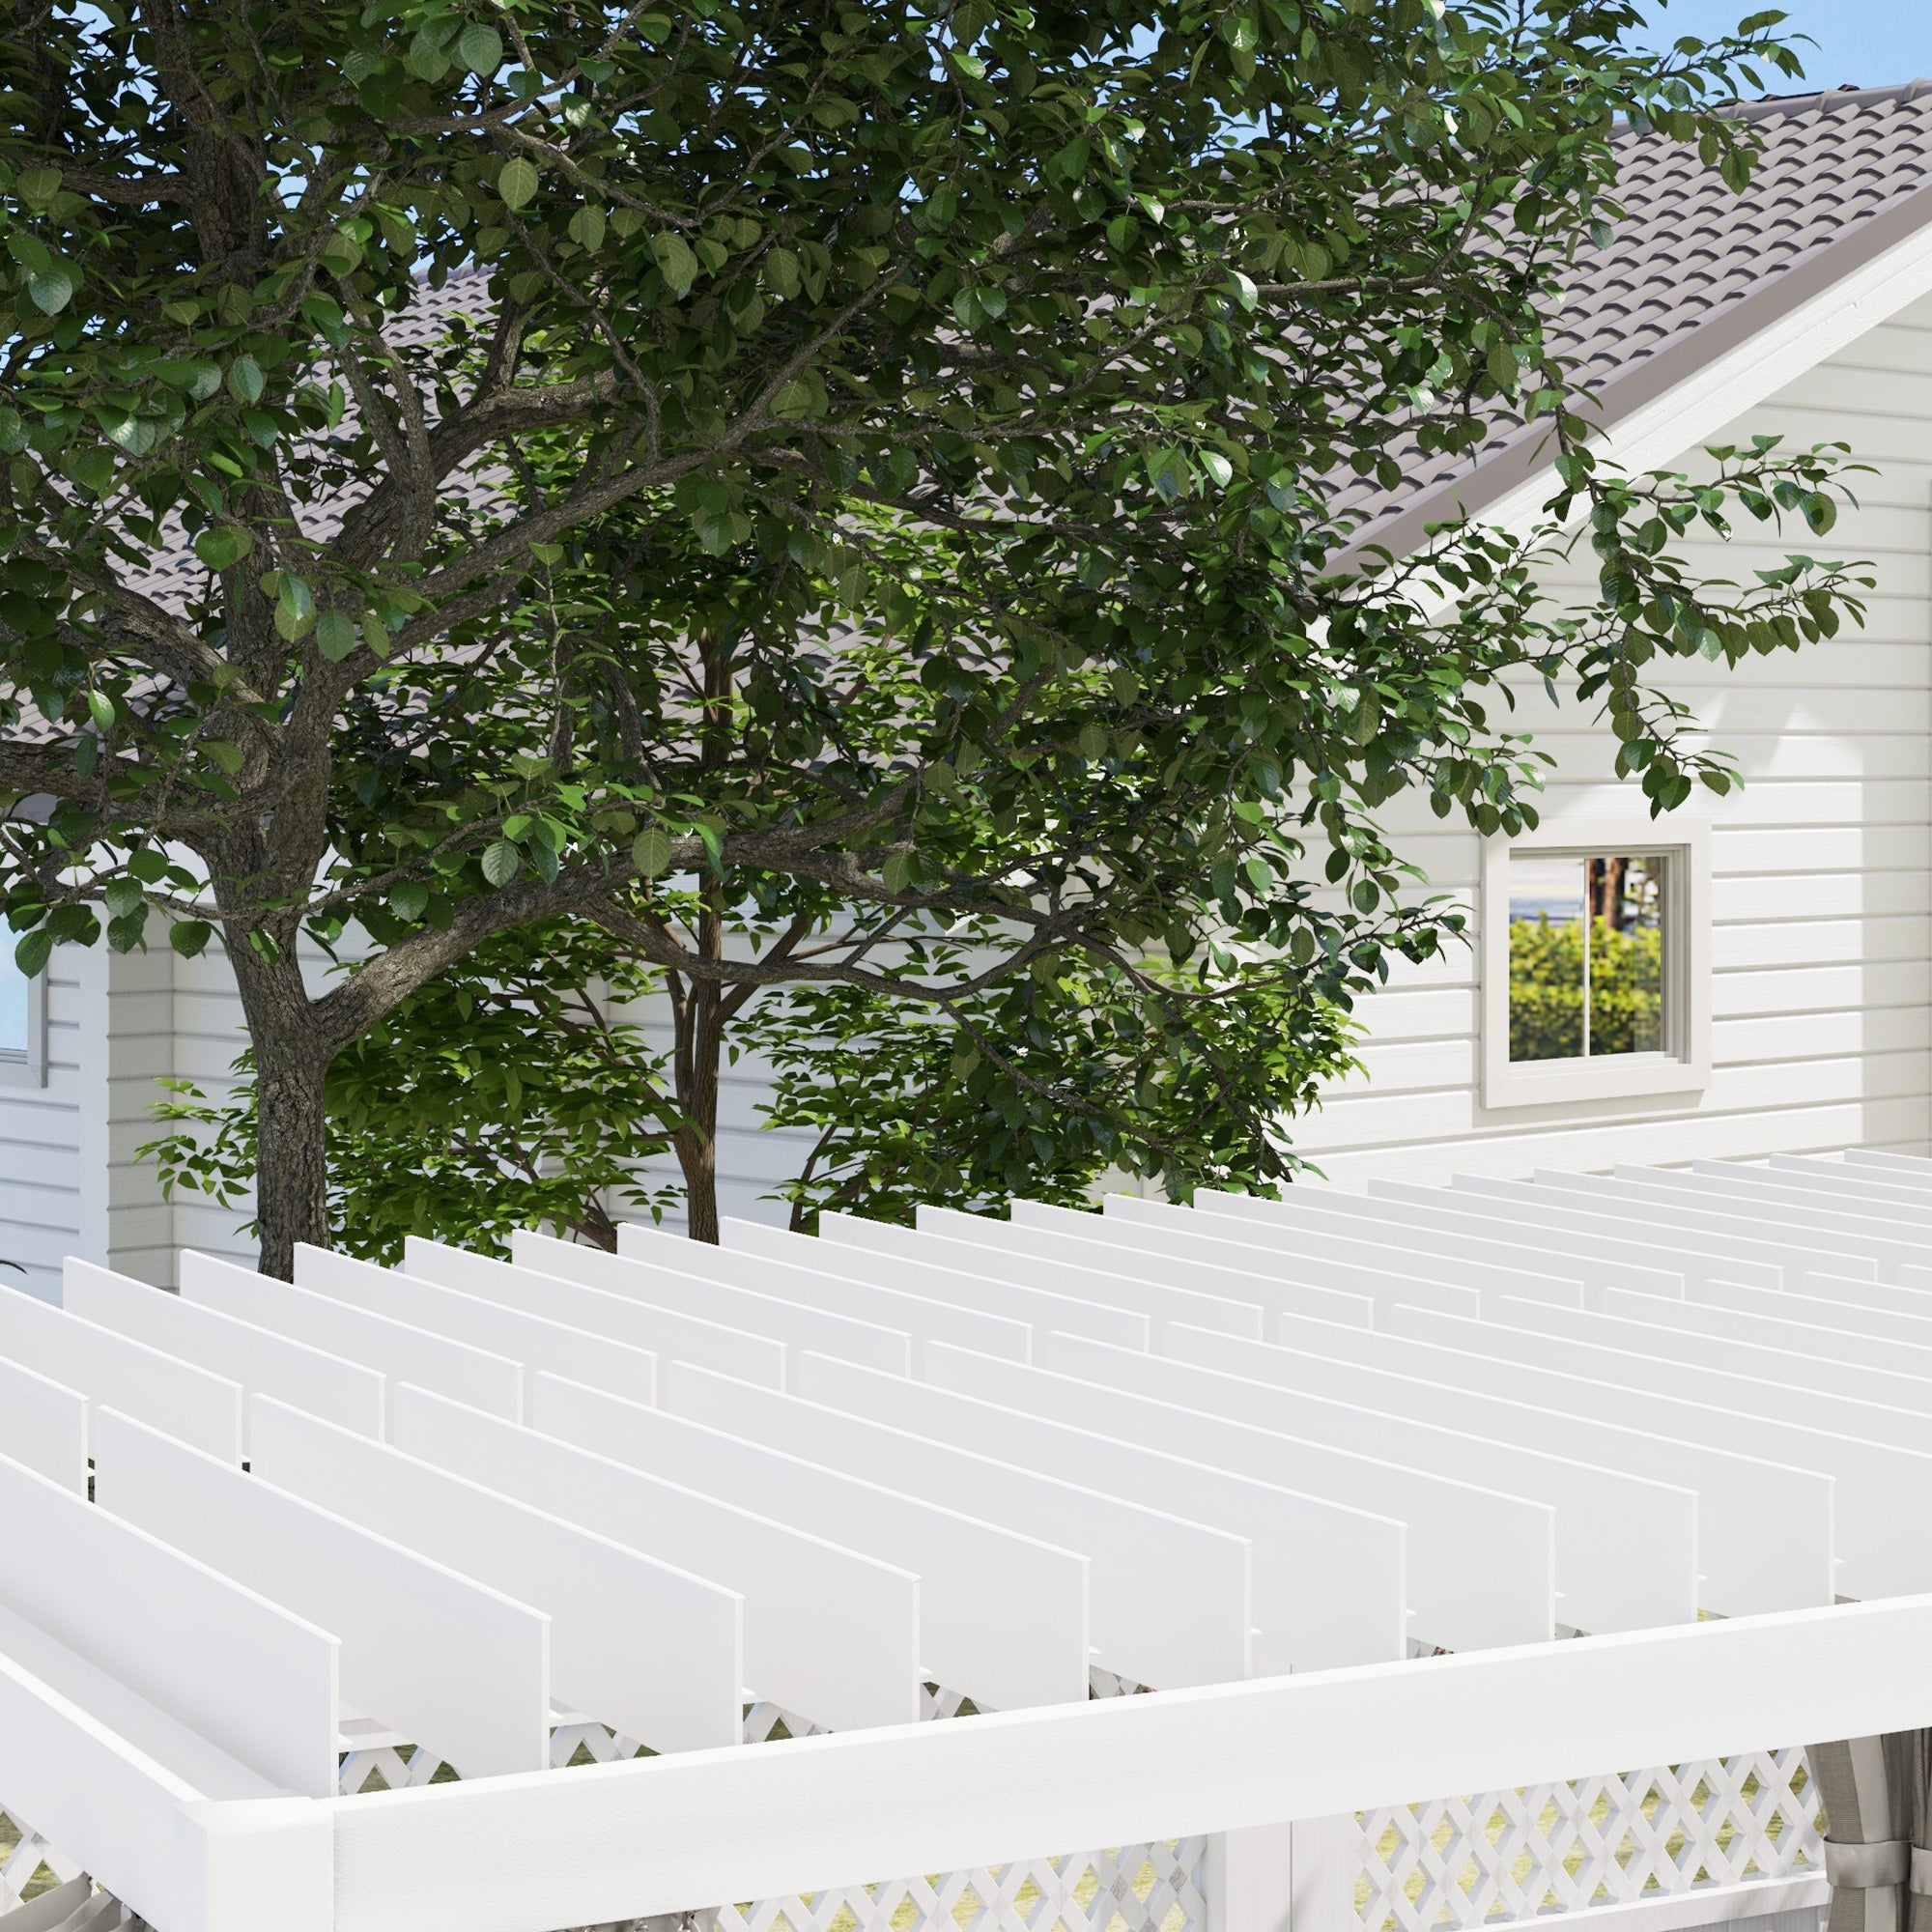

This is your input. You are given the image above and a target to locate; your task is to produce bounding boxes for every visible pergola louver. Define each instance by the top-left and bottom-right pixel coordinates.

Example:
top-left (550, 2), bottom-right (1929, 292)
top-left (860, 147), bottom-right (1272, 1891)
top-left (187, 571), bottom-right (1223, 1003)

top-left (2, 1152), bottom-right (1932, 1932)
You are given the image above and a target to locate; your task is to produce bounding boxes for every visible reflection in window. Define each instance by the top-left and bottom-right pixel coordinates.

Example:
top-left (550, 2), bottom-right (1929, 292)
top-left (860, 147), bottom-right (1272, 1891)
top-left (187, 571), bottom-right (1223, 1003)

top-left (1508, 853), bottom-right (1664, 1065)
top-left (0, 952), bottom-right (28, 1059)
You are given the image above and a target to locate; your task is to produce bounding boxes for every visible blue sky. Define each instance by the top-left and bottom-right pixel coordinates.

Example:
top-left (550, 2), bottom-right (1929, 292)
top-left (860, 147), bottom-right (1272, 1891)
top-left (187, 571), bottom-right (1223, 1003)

top-left (1635, 0), bottom-right (1932, 90)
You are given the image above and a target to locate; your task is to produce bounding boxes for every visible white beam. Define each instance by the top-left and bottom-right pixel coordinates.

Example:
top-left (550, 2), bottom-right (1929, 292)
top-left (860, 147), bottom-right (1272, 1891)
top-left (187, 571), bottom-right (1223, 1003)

top-left (611, 1225), bottom-right (1029, 1372)
top-left (0, 1450), bottom-right (338, 1798)
top-left (326, 1595), bottom-right (1932, 1932)
top-left (298, 1243), bottom-right (662, 1411)
top-left (1202, 1187), bottom-right (1684, 1299)
top-left (392, 1382), bottom-right (923, 1734)
top-left (94, 1408), bottom-right (553, 1778)
top-left (717, 1218), bottom-right (1150, 1353)
top-left (517, 1229), bottom-right (911, 1380)
top-left (248, 1395), bottom-right (742, 1754)
top-left (668, 1361), bottom-right (1251, 1690)
top-left (0, 1281), bottom-right (241, 1461)
top-left (800, 1351), bottom-right (1406, 1671)
top-left (821, 1210), bottom-right (1249, 1345)
top-left (1387, 1304), bottom-right (1932, 1599)
top-left (530, 1372), bottom-right (1089, 1712)
top-left (929, 1340), bottom-right (1550, 1652)
top-left (181, 1253), bottom-right (520, 1430)
top-left (1058, 1334), bottom-right (1696, 1635)
top-left (1265, 1312), bottom-right (1833, 1614)
top-left (0, 1637), bottom-right (330, 1932)
top-left (65, 1260), bottom-right (384, 1445)
top-left (0, 1356), bottom-right (87, 1493)
top-left (894, 1207), bottom-right (1269, 1340)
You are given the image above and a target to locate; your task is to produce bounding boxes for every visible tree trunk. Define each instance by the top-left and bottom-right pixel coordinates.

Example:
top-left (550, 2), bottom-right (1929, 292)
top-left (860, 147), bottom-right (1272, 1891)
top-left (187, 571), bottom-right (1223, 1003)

top-left (229, 942), bottom-right (331, 1279)
top-left (671, 964), bottom-right (724, 1243)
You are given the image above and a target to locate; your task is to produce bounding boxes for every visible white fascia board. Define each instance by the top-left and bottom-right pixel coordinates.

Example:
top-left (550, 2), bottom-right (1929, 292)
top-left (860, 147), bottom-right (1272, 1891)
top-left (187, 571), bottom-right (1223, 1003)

top-left (1482, 219), bottom-right (1932, 543)
top-left (0, 1620), bottom-right (331, 1932)
top-left (329, 1594), bottom-right (1932, 1932)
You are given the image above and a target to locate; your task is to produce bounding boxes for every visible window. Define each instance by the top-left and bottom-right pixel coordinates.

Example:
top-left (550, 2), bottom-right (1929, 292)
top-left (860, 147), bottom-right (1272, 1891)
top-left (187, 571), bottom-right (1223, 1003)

top-left (1481, 821), bottom-right (1709, 1108)
top-left (0, 950), bottom-right (47, 1088)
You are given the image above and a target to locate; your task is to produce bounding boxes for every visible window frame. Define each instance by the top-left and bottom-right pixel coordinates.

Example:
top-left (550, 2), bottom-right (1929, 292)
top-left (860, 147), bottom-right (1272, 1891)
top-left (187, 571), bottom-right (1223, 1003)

top-left (1480, 817), bottom-right (1711, 1110)
top-left (0, 964), bottom-right (48, 1089)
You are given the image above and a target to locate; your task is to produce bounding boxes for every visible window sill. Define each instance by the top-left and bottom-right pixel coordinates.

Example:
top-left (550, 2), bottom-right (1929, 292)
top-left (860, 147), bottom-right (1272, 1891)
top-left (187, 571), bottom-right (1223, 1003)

top-left (1483, 1051), bottom-right (1710, 1111)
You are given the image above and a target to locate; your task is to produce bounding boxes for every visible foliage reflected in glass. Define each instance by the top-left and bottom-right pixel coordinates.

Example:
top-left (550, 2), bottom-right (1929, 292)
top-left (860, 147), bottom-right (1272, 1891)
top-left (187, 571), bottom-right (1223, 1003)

top-left (1508, 854), bottom-right (1665, 1065)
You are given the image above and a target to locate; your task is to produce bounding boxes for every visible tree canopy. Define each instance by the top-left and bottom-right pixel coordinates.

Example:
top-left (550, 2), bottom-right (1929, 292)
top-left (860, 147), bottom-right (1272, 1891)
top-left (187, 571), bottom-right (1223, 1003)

top-left (0, 0), bottom-right (1866, 1269)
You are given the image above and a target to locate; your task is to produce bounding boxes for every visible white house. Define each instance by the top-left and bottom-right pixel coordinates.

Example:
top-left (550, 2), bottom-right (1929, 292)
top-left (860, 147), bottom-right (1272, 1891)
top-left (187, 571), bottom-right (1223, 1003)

top-left (9, 80), bottom-right (1932, 1297)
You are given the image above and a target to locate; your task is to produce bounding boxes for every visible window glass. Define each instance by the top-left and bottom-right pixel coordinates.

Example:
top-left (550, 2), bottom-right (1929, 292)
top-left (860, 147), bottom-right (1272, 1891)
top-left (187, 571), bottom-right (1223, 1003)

top-left (0, 952), bottom-right (28, 1058)
top-left (1507, 855), bottom-right (1585, 1063)
top-left (1508, 852), bottom-right (1665, 1065)
top-left (1587, 856), bottom-right (1663, 1057)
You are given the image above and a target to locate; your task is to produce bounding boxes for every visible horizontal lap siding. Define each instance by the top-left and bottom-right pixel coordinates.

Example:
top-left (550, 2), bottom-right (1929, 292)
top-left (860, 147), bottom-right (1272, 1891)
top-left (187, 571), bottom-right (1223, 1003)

top-left (0, 952), bottom-right (91, 1302)
top-left (1290, 295), bottom-right (1932, 1185)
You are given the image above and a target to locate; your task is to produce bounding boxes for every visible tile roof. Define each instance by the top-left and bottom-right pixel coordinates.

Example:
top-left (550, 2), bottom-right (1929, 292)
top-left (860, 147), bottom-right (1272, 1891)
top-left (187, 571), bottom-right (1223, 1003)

top-left (1341, 78), bottom-right (1932, 563)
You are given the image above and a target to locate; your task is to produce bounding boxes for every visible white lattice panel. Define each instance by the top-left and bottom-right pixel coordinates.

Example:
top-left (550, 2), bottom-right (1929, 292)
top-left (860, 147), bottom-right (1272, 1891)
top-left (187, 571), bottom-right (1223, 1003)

top-left (711, 1836), bottom-right (1209, 1932)
top-left (1358, 1748), bottom-right (1822, 1930)
top-left (0, 1804), bottom-right (83, 1913)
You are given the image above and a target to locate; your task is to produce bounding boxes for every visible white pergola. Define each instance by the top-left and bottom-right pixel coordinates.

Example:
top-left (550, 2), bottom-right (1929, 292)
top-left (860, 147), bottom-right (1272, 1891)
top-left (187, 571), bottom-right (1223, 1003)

top-left (5, 1151), bottom-right (1932, 1932)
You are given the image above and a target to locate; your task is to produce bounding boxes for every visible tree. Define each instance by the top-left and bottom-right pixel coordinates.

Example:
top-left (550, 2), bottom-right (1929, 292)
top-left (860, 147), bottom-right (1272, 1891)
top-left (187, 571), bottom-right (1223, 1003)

top-left (142, 901), bottom-right (1367, 1254)
top-left (0, 0), bottom-right (1866, 1274)
top-left (143, 917), bottom-right (693, 1263)
top-left (755, 933), bottom-right (1364, 1230)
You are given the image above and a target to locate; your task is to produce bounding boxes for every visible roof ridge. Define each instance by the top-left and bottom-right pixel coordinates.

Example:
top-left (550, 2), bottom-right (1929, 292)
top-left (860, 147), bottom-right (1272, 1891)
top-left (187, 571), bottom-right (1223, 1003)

top-left (1719, 78), bottom-right (1932, 121)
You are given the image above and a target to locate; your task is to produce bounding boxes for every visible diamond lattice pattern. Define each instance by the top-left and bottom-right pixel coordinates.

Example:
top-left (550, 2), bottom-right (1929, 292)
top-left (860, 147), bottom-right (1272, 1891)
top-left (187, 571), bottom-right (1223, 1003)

top-left (711, 1837), bottom-right (1209, 1932)
top-left (1357, 1749), bottom-right (1822, 1930)
top-left (0, 1804), bottom-right (82, 1913)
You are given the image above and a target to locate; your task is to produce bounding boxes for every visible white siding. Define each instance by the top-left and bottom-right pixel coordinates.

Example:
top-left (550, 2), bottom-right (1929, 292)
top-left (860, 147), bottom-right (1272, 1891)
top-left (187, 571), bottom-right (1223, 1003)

top-left (1286, 291), bottom-right (1932, 1184)
top-left (0, 947), bottom-right (96, 1301)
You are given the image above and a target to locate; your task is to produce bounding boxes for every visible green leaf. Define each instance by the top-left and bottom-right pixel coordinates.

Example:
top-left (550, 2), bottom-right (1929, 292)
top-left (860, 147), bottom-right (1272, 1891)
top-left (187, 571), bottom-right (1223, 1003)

top-left (390, 880), bottom-right (429, 922)
top-left (14, 930), bottom-right (52, 978)
top-left (87, 689), bottom-right (115, 732)
top-left (66, 446), bottom-right (113, 495)
top-left (568, 205), bottom-right (607, 251)
top-left (27, 263), bottom-right (74, 314)
top-left (632, 825), bottom-right (672, 877)
top-left (765, 247), bottom-right (801, 298)
top-left (457, 22), bottom-right (503, 73)
top-left (16, 168), bottom-right (62, 209)
top-left (497, 157), bottom-right (540, 210)
top-left (168, 920), bottom-right (213, 959)
top-left (482, 840), bottom-right (520, 886)
top-left (315, 610), bottom-right (358, 660)
top-left (652, 231), bottom-right (700, 294)
top-left (102, 874), bottom-right (144, 919)
top-left (193, 525), bottom-right (252, 571)
top-left (227, 355), bottom-right (265, 405)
